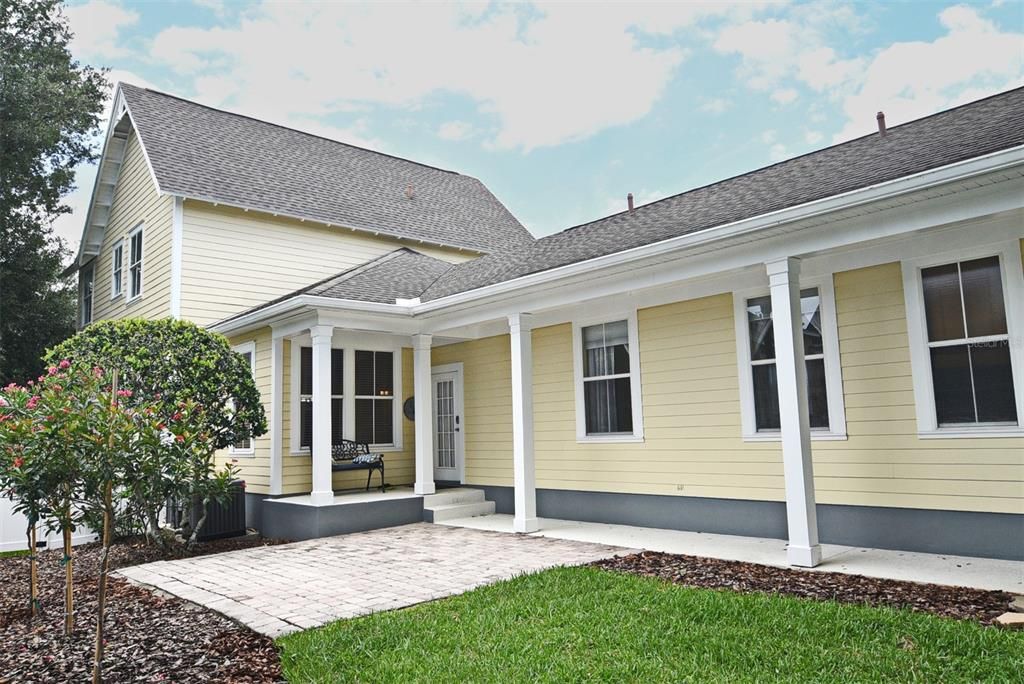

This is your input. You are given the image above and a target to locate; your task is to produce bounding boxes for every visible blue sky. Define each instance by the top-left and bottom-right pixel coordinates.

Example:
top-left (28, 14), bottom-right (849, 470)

top-left (58, 1), bottom-right (1023, 251)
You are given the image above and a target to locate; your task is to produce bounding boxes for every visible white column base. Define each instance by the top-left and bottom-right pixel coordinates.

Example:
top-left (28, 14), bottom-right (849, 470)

top-left (414, 482), bottom-right (436, 496)
top-left (513, 516), bottom-right (539, 534)
top-left (309, 490), bottom-right (334, 506)
top-left (787, 543), bottom-right (822, 568)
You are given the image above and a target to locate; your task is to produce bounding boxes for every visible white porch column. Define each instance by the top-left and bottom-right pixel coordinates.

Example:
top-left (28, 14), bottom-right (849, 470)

top-left (766, 257), bottom-right (821, 567)
top-left (412, 334), bottom-right (436, 495)
top-left (309, 325), bottom-right (335, 505)
top-left (509, 313), bottom-right (538, 533)
top-left (268, 335), bottom-right (284, 496)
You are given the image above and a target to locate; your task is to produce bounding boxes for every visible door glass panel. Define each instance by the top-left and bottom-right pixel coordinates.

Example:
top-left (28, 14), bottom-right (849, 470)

top-left (435, 379), bottom-right (456, 470)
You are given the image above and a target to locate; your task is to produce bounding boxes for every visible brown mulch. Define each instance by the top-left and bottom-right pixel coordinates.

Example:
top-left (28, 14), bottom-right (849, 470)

top-left (0, 534), bottom-right (290, 683)
top-left (594, 550), bottom-right (1015, 625)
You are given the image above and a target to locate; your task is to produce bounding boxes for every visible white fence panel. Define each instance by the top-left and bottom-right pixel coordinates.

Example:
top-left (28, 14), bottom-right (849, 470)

top-left (0, 496), bottom-right (96, 553)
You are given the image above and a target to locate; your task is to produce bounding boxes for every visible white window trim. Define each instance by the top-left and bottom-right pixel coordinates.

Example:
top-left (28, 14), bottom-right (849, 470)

top-left (127, 223), bottom-right (145, 302)
top-left (733, 276), bottom-right (848, 442)
top-left (902, 240), bottom-right (1024, 439)
top-left (229, 341), bottom-right (257, 456)
top-left (110, 240), bottom-right (123, 299)
top-left (289, 336), bottom-right (404, 454)
top-left (571, 310), bottom-right (645, 443)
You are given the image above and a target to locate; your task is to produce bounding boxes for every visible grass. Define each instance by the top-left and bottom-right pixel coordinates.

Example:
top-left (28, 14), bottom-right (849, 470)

top-left (0, 549), bottom-right (30, 559)
top-left (277, 566), bottom-right (1023, 683)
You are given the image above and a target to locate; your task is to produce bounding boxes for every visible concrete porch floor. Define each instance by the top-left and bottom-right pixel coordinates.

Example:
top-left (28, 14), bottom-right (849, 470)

top-left (439, 514), bottom-right (1023, 593)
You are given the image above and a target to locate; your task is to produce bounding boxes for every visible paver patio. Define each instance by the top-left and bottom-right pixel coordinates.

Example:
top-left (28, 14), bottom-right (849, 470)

top-left (115, 523), bottom-right (628, 637)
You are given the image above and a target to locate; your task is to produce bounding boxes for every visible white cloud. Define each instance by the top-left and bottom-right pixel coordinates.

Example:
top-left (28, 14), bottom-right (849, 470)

top-left (64, 0), bottom-right (139, 59)
top-left (768, 143), bottom-right (788, 161)
top-left (771, 88), bottom-right (798, 104)
top-left (833, 5), bottom-right (1024, 141)
top-left (805, 130), bottom-right (823, 145)
top-left (699, 96), bottom-right (732, 113)
top-left (760, 130), bottom-right (777, 144)
top-left (437, 120), bottom-right (475, 142)
top-left (147, 2), bottom-right (772, 151)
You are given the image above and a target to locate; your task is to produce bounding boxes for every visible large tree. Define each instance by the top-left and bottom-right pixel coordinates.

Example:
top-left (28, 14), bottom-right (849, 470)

top-left (0, 0), bottom-right (107, 384)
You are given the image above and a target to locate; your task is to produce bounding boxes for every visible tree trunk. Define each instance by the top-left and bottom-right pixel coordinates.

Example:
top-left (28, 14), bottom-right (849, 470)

top-left (27, 524), bottom-right (39, 618)
top-left (186, 496), bottom-right (209, 550)
top-left (62, 526), bottom-right (74, 635)
top-left (92, 484), bottom-right (114, 684)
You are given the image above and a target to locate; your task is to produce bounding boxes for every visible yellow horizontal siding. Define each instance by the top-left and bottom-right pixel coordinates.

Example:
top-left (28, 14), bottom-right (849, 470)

top-left (432, 335), bottom-right (513, 486)
top-left (91, 130), bottom-right (173, 322)
top-left (179, 203), bottom-right (476, 326)
top-left (449, 258), bottom-right (1024, 515)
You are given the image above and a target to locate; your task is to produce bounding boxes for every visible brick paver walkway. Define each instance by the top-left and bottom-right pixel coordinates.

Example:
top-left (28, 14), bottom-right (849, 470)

top-left (116, 523), bottom-right (627, 636)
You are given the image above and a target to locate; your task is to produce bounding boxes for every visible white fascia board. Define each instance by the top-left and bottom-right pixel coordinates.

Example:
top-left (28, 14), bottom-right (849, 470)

top-left (209, 294), bottom-right (411, 336)
top-left (412, 145), bottom-right (1024, 316)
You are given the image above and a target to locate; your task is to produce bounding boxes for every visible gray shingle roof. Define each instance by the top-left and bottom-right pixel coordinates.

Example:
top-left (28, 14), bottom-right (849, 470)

top-left (419, 86), bottom-right (1024, 301)
top-left (119, 84), bottom-right (533, 254)
top-left (219, 248), bottom-right (454, 323)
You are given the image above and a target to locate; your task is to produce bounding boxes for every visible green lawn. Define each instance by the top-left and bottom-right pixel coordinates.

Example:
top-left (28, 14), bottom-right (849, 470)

top-left (278, 566), bottom-right (1022, 683)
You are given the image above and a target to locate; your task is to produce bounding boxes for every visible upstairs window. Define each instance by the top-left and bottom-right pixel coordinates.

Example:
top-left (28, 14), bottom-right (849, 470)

top-left (81, 264), bottom-right (94, 326)
top-left (128, 225), bottom-right (143, 299)
top-left (111, 241), bottom-right (123, 298)
top-left (355, 350), bottom-right (394, 446)
top-left (746, 289), bottom-right (830, 431)
top-left (921, 256), bottom-right (1017, 426)
top-left (581, 317), bottom-right (634, 436)
top-left (298, 347), bottom-right (344, 449)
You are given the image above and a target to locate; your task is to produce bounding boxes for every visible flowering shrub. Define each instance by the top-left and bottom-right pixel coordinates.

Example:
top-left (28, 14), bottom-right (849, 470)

top-left (45, 319), bottom-right (264, 545)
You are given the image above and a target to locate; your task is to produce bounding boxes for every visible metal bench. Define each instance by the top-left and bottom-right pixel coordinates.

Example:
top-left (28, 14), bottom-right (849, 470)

top-left (331, 439), bottom-right (385, 492)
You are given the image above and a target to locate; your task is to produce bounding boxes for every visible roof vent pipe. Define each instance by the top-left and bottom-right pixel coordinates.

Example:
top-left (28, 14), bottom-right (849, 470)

top-left (627, 192), bottom-right (634, 211)
top-left (405, 185), bottom-right (415, 199)
top-left (876, 111), bottom-right (887, 136)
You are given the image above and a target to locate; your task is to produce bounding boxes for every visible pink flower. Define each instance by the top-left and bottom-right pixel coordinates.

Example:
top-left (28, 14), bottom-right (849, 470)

top-left (47, 366), bottom-right (58, 376)
top-left (12, 457), bottom-right (23, 468)
top-left (93, 366), bottom-right (103, 378)
top-left (172, 412), bottom-right (182, 421)
top-left (59, 359), bottom-right (71, 369)
top-left (175, 434), bottom-right (185, 443)
top-left (0, 397), bottom-right (7, 408)
top-left (26, 396), bottom-right (39, 409)
top-left (117, 389), bottom-right (133, 398)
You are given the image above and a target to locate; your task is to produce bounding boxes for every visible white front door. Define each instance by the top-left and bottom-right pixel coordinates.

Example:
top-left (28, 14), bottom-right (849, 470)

top-left (432, 368), bottom-right (464, 482)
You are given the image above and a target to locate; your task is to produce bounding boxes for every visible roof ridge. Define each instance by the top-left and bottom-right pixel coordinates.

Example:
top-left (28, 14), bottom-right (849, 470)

top-left (119, 83), bottom-right (461, 176)
top-left (555, 84), bottom-right (1024, 237)
top-left (306, 248), bottom-right (416, 295)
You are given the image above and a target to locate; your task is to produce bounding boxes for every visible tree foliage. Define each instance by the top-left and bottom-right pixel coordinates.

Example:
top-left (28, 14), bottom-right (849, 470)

top-left (46, 318), bottom-right (266, 544)
top-left (0, 0), bottom-right (108, 384)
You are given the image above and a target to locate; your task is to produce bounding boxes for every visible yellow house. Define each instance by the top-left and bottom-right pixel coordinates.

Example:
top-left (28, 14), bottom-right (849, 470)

top-left (71, 83), bottom-right (1024, 565)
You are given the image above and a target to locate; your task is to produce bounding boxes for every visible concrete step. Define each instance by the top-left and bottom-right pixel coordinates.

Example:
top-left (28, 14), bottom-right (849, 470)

top-left (422, 488), bottom-right (485, 507)
top-left (424, 500), bottom-right (496, 523)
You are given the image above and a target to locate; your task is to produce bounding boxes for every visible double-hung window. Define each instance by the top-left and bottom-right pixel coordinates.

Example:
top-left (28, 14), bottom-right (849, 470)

top-left (355, 350), bottom-right (394, 446)
top-left (231, 342), bottom-right (256, 454)
top-left (81, 264), bottom-right (94, 326)
top-left (298, 347), bottom-right (344, 450)
top-left (574, 315), bottom-right (643, 441)
top-left (128, 225), bottom-right (143, 299)
top-left (919, 255), bottom-right (1017, 427)
top-left (111, 241), bottom-right (123, 298)
top-left (736, 281), bottom-right (846, 439)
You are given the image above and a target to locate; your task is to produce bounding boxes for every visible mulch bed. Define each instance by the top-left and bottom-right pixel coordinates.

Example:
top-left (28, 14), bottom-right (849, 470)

top-left (1, 534), bottom-right (289, 683)
top-left (595, 551), bottom-right (1015, 625)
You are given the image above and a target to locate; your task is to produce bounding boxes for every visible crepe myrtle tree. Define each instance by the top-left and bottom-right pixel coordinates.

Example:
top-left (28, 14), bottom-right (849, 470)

top-left (0, 362), bottom-right (97, 634)
top-left (45, 319), bottom-right (266, 546)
